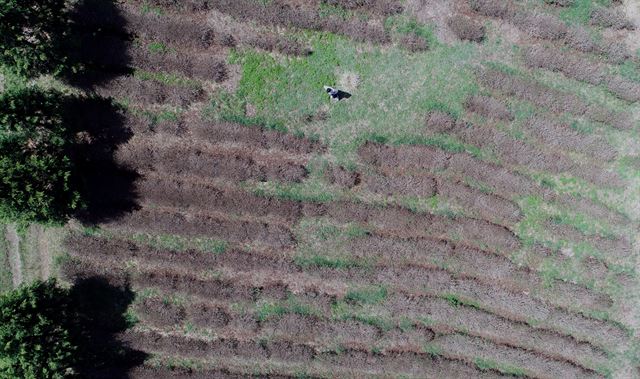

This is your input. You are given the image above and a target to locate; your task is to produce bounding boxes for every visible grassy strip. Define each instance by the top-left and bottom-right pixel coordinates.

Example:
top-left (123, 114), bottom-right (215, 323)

top-left (474, 357), bottom-right (526, 377)
top-left (82, 227), bottom-right (229, 254)
top-left (0, 224), bottom-right (12, 292)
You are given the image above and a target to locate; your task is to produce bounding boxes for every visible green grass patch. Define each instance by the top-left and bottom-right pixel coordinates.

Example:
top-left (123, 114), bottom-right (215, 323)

top-left (345, 285), bottom-right (388, 305)
top-left (256, 302), bottom-right (288, 322)
top-left (141, 1), bottom-right (165, 16)
top-left (352, 313), bottom-right (393, 331)
top-left (474, 357), bottom-right (526, 377)
top-left (147, 41), bottom-right (169, 54)
top-left (422, 343), bottom-right (443, 357)
top-left (612, 60), bottom-right (640, 83)
top-left (255, 295), bottom-right (318, 322)
top-left (318, 2), bottom-right (353, 20)
top-left (401, 195), bottom-right (464, 219)
top-left (557, 0), bottom-right (612, 24)
top-left (218, 31), bottom-right (478, 164)
top-left (250, 179), bottom-right (338, 203)
top-left (385, 15), bottom-right (438, 47)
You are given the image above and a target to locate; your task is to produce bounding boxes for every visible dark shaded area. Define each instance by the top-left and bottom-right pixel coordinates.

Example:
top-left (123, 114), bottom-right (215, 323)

top-left (63, 96), bottom-right (140, 224)
top-left (60, 0), bottom-right (140, 223)
top-left (67, 276), bottom-right (147, 379)
top-left (63, 0), bottom-right (134, 88)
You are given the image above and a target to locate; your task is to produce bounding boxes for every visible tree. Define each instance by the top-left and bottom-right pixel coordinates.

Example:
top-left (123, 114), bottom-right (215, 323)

top-left (0, 87), bottom-right (80, 223)
top-left (0, 279), bottom-right (77, 379)
top-left (0, 0), bottom-right (69, 76)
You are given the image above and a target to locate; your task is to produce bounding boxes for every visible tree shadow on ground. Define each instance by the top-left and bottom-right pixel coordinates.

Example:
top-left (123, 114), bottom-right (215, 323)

top-left (68, 276), bottom-right (147, 379)
top-left (63, 95), bottom-right (141, 224)
top-left (64, 0), bottom-right (134, 88)
top-left (60, 0), bottom-right (141, 223)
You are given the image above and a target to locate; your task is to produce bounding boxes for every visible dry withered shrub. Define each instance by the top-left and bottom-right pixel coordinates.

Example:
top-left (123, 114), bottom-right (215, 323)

top-left (464, 95), bottom-right (513, 121)
top-left (323, 0), bottom-right (403, 15)
top-left (97, 77), bottom-right (204, 107)
top-left (468, 0), bottom-right (513, 18)
top-left (399, 34), bottom-right (429, 52)
top-left (425, 110), bottom-right (455, 132)
top-left (134, 15), bottom-right (219, 49)
top-left (477, 68), bottom-right (633, 130)
top-left (599, 41), bottom-right (633, 63)
top-left (246, 34), bottom-right (312, 56)
top-left (523, 46), bottom-right (639, 102)
top-left (590, 6), bottom-right (635, 30)
top-left (564, 25), bottom-right (597, 53)
top-left (129, 47), bottom-right (228, 82)
top-left (207, 0), bottom-right (390, 43)
top-left (605, 76), bottom-right (640, 103)
top-left (325, 166), bottom-right (360, 188)
top-left (447, 15), bottom-right (485, 42)
top-left (512, 10), bottom-right (568, 40)
top-left (522, 46), bottom-right (605, 85)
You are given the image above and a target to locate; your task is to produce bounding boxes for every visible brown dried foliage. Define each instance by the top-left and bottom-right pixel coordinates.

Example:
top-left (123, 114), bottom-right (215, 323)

top-left (448, 15), bottom-right (486, 42)
top-left (468, 0), bottom-right (514, 18)
top-left (207, 0), bottom-right (390, 43)
top-left (590, 6), bottom-right (635, 30)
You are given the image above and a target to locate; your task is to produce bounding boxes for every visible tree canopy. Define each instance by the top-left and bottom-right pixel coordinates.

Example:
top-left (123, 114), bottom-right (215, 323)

top-left (0, 0), bottom-right (69, 76)
top-left (0, 279), bottom-right (77, 379)
top-left (0, 87), bottom-right (80, 223)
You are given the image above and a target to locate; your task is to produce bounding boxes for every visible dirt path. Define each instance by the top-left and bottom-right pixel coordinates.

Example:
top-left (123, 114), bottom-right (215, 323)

top-left (5, 224), bottom-right (22, 288)
top-left (36, 226), bottom-right (52, 280)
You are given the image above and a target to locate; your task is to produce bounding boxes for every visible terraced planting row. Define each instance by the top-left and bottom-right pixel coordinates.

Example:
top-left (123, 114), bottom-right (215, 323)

top-left (54, 0), bottom-right (639, 377)
top-left (64, 236), bottom-right (615, 377)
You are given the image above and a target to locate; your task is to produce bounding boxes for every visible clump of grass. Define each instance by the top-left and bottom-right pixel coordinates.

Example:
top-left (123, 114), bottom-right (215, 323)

top-left (130, 232), bottom-right (228, 254)
top-left (423, 343), bottom-right (443, 357)
top-left (255, 295), bottom-right (318, 322)
top-left (205, 90), bottom-right (287, 133)
top-left (256, 302), bottom-right (289, 322)
top-left (250, 180), bottom-right (338, 203)
top-left (385, 15), bottom-right (438, 47)
top-left (147, 41), bottom-right (169, 54)
top-left (318, 2), bottom-right (353, 20)
top-left (352, 313), bottom-right (393, 331)
top-left (441, 293), bottom-right (482, 309)
top-left (141, 1), bottom-right (164, 16)
top-left (401, 195), bottom-right (464, 219)
top-left (345, 285), bottom-right (388, 305)
top-left (474, 357), bottom-right (526, 377)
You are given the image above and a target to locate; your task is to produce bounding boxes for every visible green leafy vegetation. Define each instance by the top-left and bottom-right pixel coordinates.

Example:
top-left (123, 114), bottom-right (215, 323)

top-left (345, 285), bottom-right (388, 305)
top-left (0, 279), bottom-right (76, 379)
top-left (0, 87), bottom-right (81, 223)
top-left (557, 0), bottom-right (612, 24)
top-left (0, 0), bottom-right (70, 76)
top-left (474, 357), bottom-right (526, 377)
